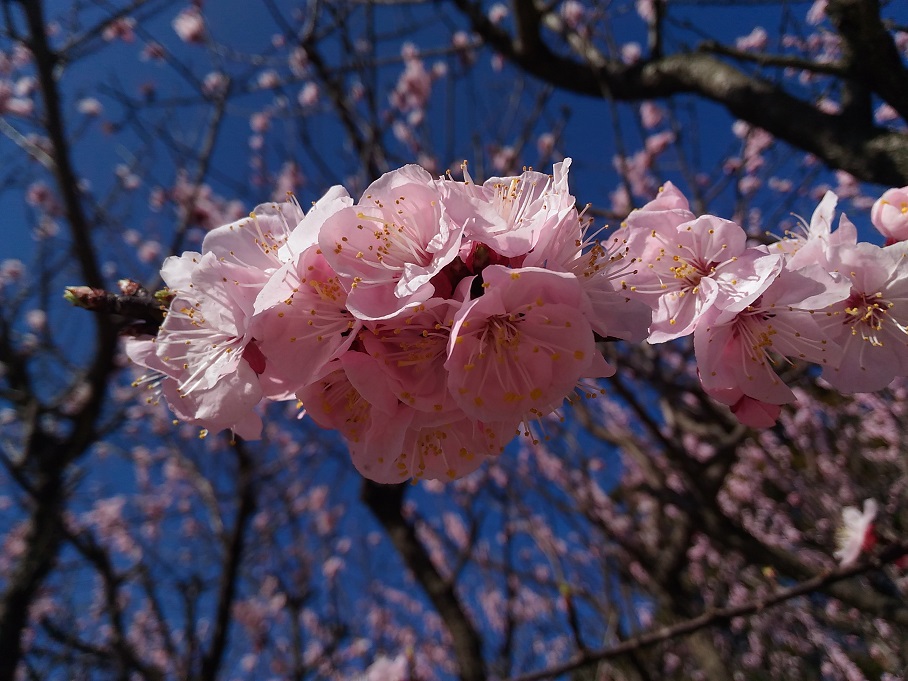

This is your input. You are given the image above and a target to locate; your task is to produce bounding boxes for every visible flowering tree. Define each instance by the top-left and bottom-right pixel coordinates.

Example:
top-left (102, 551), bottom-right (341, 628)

top-left (2, 1), bottom-right (908, 680)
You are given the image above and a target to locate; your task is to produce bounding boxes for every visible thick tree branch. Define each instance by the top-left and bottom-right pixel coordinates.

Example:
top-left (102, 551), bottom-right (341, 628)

top-left (19, 0), bottom-right (118, 454)
top-left (827, 0), bottom-right (908, 123)
top-left (0, 463), bottom-right (64, 680)
top-left (0, 3), bottom-right (123, 677)
top-left (20, 0), bottom-right (104, 291)
top-left (452, 0), bottom-right (908, 186)
top-left (362, 481), bottom-right (486, 681)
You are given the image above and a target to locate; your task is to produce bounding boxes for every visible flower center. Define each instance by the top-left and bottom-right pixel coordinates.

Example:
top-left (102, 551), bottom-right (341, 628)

top-left (844, 290), bottom-right (891, 345)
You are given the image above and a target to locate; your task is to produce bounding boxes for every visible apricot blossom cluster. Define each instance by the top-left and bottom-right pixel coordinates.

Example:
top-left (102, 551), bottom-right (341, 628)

top-left (614, 183), bottom-right (908, 427)
top-left (126, 160), bottom-right (908, 482)
top-left (127, 161), bottom-right (650, 482)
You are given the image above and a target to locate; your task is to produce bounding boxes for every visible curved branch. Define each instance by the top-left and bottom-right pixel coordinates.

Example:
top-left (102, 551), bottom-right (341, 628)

top-left (453, 0), bottom-right (908, 186)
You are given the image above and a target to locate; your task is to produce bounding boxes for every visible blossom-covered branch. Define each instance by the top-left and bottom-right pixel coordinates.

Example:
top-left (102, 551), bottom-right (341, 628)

top-left (507, 540), bottom-right (908, 681)
top-left (94, 157), bottom-right (908, 482)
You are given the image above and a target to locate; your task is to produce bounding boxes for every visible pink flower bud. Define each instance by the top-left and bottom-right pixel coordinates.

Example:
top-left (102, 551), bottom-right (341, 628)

top-left (871, 187), bottom-right (908, 243)
top-left (173, 7), bottom-right (206, 44)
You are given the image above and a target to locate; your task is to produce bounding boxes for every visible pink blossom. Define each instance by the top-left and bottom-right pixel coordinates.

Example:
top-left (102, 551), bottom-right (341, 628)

top-left (272, 161), bottom-right (305, 201)
top-left (318, 165), bottom-right (464, 320)
top-left (777, 190), bottom-right (857, 269)
top-left (77, 97), bottom-right (103, 116)
top-left (400, 42), bottom-right (419, 61)
top-left (728, 392), bottom-right (782, 428)
top-left (614, 149), bottom-right (656, 197)
top-left (537, 132), bottom-right (555, 156)
top-left (298, 82), bottom-right (319, 108)
top-left (817, 97), bottom-right (840, 114)
top-left (392, 120), bottom-right (414, 146)
top-left (170, 171), bottom-right (246, 231)
top-left (619, 199), bottom-right (779, 342)
top-left (695, 264), bottom-right (848, 409)
top-left (25, 309), bottom-right (46, 332)
top-left (322, 556), bottom-right (344, 580)
top-left (281, 184), bottom-right (352, 259)
top-left (769, 177), bottom-right (793, 193)
top-left (452, 31), bottom-right (476, 64)
top-left (446, 159), bottom-right (577, 259)
top-left (140, 41), bottom-right (166, 61)
top-left (0, 259), bottom-right (24, 283)
top-left (488, 3), bottom-right (508, 24)
top-left (25, 182), bottom-right (59, 212)
top-left (445, 266), bottom-right (612, 424)
top-left (289, 47), bottom-right (308, 76)
top-left (363, 654), bottom-right (409, 681)
top-left (490, 145), bottom-right (517, 173)
top-left (561, 1), bottom-right (586, 28)
top-left (736, 125), bottom-right (773, 172)
top-left (256, 70), bottom-right (280, 90)
top-left (127, 251), bottom-right (268, 438)
top-left (391, 415), bottom-right (512, 483)
top-left (14, 76), bottom-right (34, 97)
top-left (834, 499), bottom-right (877, 566)
top-left (610, 184), bottom-right (631, 215)
top-left (127, 194), bottom-right (318, 438)
top-left (362, 299), bottom-right (459, 419)
top-left (250, 244), bottom-right (360, 399)
top-left (137, 240), bottom-right (161, 263)
top-left (640, 101), bottom-right (664, 129)
top-left (173, 7), bottom-right (206, 44)
top-left (874, 103), bottom-right (899, 124)
top-left (102, 17), bottom-right (135, 43)
top-left (738, 175), bottom-right (761, 195)
top-left (297, 353), bottom-right (415, 480)
top-left (871, 186), bottom-right (908, 243)
top-left (834, 170), bottom-right (859, 199)
top-left (644, 130), bottom-right (675, 155)
top-left (528, 210), bottom-right (653, 342)
top-left (200, 198), bottom-right (302, 273)
top-left (621, 42), bottom-right (642, 64)
top-left (736, 27), bottom-right (768, 51)
top-left (818, 242), bottom-right (908, 393)
top-left (807, 0), bottom-right (828, 25)
top-left (117, 164), bottom-right (141, 190)
top-left (202, 72), bottom-right (228, 97)
top-left (390, 59), bottom-right (431, 113)
top-left (635, 0), bottom-right (656, 22)
top-left (0, 81), bottom-right (32, 116)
